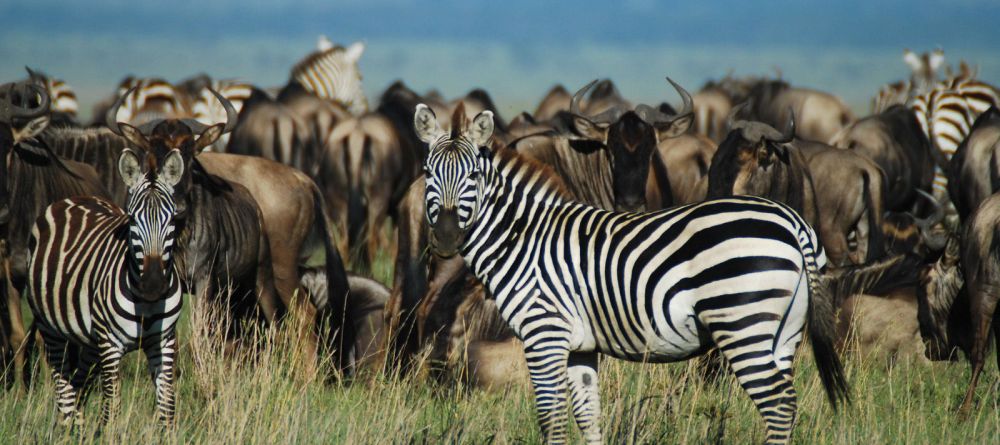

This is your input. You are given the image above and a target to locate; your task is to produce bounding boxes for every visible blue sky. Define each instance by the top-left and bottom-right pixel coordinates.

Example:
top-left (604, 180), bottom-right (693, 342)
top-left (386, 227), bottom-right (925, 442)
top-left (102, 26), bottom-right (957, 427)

top-left (2, 1), bottom-right (998, 118)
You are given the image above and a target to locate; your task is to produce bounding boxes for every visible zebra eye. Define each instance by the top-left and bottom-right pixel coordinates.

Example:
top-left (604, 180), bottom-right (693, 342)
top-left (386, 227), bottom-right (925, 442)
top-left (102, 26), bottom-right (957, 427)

top-left (423, 167), bottom-right (432, 178)
top-left (468, 171), bottom-right (480, 180)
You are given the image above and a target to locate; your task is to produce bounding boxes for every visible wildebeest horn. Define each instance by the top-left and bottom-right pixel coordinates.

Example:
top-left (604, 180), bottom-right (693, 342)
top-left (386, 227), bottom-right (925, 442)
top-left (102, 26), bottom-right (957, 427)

top-left (570, 79), bottom-right (598, 117)
top-left (106, 86), bottom-right (139, 136)
top-left (0, 81), bottom-right (50, 122)
top-left (914, 189), bottom-right (948, 251)
top-left (635, 77), bottom-right (694, 126)
top-left (665, 77), bottom-right (693, 120)
top-left (209, 87), bottom-right (239, 133)
top-left (726, 100), bottom-right (750, 131)
top-left (24, 66), bottom-right (44, 84)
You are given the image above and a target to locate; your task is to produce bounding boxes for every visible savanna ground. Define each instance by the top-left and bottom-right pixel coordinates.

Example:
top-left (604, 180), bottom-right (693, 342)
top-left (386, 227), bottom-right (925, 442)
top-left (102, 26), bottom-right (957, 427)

top-left (1, 248), bottom-right (998, 444)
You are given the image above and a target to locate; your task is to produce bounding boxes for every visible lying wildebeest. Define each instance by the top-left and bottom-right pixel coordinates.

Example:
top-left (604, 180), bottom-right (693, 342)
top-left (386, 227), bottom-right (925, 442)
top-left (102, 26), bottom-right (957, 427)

top-left (837, 286), bottom-right (928, 367)
top-left (0, 80), bottom-right (108, 388)
top-left (917, 192), bottom-right (1000, 415)
top-left (947, 106), bottom-right (1000, 220)
top-left (830, 105), bottom-right (936, 212)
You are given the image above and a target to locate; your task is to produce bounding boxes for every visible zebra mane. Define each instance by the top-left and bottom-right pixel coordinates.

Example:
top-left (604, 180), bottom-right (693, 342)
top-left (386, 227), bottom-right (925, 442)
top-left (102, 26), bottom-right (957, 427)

top-left (489, 143), bottom-right (573, 201)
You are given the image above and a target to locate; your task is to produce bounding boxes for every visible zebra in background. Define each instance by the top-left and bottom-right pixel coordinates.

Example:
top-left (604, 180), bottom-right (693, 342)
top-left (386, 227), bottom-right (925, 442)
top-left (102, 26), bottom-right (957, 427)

top-left (911, 74), bottom-right (1000, 209)
top-left (871, 48), bottom-right (945, 113)
top-left (413, 104), bottom-right (896, 444)
top-left (106, 76), bottom-right (187, 126)
top-left (289, 35), bottom-right (368, 115)
top-left (190, 78), bottom-right (254, 151)
top-left (27, 146), bottom-right (184, 426)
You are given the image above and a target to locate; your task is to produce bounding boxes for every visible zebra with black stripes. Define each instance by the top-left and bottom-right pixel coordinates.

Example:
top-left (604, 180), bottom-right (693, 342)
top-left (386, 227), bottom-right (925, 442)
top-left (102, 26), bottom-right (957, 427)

top-left (289, 35), bottom-right (368, 115)
top-left (911, 76), bottom-right (1000, 210)
top-left (415, 104), bottom-right (858, 444)
top-left (27, 147), bottom-right (184, 426)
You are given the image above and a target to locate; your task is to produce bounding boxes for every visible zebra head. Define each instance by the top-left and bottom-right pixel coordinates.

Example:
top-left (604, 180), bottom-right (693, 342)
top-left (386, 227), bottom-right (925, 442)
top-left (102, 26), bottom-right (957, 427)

top-left (106, 86), bottom-right (237, 217)
top-left (291, 37), bottom-right (368, 115)
top-left (118, 147), bottom-right (184, 300)
top-left (566, 78), bottom-right (693, 212)
top-left (415, 103), bottom-right (495, 257)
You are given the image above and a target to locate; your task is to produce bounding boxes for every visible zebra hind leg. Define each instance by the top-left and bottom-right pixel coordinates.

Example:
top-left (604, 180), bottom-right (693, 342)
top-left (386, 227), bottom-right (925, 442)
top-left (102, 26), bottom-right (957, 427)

top-left (567, 352), bottom-right (602, 444)
top-left (714, 333), bottom-right (798, 445)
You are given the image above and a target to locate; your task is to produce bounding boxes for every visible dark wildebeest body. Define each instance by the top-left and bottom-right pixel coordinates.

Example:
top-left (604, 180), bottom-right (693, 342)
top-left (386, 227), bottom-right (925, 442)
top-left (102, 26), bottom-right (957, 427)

top-left (0, 80), bottom-right (108, 388)
top-left (947, 107), bottom-right (1000, 220)
top-left (830, 105), bottom-right (936, 212)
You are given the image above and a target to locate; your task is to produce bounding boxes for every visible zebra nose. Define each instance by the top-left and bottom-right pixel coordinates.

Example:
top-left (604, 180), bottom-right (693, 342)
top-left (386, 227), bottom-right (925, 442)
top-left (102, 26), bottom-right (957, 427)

top-left (139, 255), bottom-right (169, 299)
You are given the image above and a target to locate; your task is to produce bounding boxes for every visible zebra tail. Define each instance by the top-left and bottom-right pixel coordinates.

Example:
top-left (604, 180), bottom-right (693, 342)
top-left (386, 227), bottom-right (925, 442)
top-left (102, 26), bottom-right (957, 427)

top-left (805, 253), bottom-right (851, 410)
top-left (312, 185), bottom-right (355, 376)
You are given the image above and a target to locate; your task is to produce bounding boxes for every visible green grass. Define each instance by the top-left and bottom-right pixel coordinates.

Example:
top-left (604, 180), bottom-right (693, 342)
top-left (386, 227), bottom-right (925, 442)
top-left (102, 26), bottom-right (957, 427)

top-left (2, 250), bottom-right (998, 444)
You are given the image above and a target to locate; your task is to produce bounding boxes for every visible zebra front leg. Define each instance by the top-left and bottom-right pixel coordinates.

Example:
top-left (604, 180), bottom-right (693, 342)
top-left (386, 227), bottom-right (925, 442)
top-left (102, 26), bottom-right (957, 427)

top-left (145, 331), bottom-right (178, 427)
top-left (97, 337), bottom-right (124, 425)
top-left (524, 336), bottom-right (571, 444)
top-left (41, 333), bottom-right (83, 426)
top-left (567, 351), bottom-right (602, 444)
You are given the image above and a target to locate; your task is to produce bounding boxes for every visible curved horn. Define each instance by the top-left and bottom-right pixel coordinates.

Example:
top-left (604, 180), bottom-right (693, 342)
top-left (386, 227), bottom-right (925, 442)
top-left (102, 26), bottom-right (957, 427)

top-left (24, 66), bottom-right (44, 84)
top-left (726, 100), bottom-right (750, 132)
top-left (208, 87), bottom-right (238, 133)
top-left (777, 108), bottom-right (796, 143)
top-left (106, 86), bottom-right (139, 136)
top-left (914, 189), bottom-right (948, 251)
top-left (665, 77), bottom-right (693, 119)
top-left (570, 79), bottom-right (599, 117)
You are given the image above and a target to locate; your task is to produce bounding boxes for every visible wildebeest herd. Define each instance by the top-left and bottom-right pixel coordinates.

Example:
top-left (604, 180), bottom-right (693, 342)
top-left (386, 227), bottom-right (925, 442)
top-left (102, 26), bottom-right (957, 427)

top-left (0, 37), bottom-right (998, 444)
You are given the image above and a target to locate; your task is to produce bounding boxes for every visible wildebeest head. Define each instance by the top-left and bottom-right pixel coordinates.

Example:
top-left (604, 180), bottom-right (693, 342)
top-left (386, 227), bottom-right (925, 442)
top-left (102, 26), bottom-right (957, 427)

top-left (915, 235), bottom-right (964, 360)
top-left (415, 103), bottom-right (495, 257)
top-left (0, 77), bottom-right (51, 224)
top-left (706, 102), bottom-right (797, 202)
top-left (105, 86), bottom-right (237, 217)
top-left (566, 78), bottom-right (693, 212)
top-left (882, 189), bottom-right (948, 257)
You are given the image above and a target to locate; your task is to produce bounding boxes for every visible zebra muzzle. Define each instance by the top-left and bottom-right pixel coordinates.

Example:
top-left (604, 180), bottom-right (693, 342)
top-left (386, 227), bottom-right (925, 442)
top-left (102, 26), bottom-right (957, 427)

top-left (139, 256), bottom-right (170, 300)
top-left (430, 207), bottom-right (464, 257)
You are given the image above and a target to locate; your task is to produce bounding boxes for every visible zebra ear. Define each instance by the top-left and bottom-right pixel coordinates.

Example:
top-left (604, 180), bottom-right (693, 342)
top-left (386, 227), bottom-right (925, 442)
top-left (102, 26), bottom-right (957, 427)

top-left (929, 49), bottom-right (945, 72)
top-left (118, 149), bottom-right (143, 188)
top-left (345, 41), bottom-right (365, 63)
top-left (467, 110), bottom-right (494, 147)
top-left (414, 104), bottom-right (444, 144)
top-left (161, 149), bottom-right (185, 187)
top-left (903, 49), bottom-right (922, 72)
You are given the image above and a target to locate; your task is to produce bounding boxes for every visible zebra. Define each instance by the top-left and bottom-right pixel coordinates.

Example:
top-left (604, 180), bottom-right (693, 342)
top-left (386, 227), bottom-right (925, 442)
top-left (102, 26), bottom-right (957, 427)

top-left (911, 77), bottom-right (1000, 209)
top-left (871, 49), bottom-right (946, 113)
top-left (27, 146), bottom-right (184, 426)
top-left (289, 35), bottom-right (368, 115)
top-left (190, 79), bottom-right (253, 151)
top-left (414, 103), bottom-right (870, 444)
top-left (107, 76), bottom-right (187, 126)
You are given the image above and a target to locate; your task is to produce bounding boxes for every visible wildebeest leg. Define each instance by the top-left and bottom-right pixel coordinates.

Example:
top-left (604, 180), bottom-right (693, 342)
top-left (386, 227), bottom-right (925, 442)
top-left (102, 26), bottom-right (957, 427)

top-left (254, 233), bottom-right (279, 325)
top-left (3, 261), bottom-right (28, 389)
top-left (958, 286), bottom-right (998, 416)
top-left (415, 256), bottom-right (467, 341)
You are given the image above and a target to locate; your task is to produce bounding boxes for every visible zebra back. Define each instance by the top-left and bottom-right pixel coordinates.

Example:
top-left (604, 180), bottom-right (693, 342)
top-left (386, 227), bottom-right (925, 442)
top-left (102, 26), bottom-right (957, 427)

top-left (290, 37), bottom-right (368, 115)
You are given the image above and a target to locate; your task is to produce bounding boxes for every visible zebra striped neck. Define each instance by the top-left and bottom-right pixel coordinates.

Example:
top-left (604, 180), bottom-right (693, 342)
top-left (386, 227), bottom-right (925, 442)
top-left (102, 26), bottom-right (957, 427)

top-left (458, 149), bottom-right (574, 292)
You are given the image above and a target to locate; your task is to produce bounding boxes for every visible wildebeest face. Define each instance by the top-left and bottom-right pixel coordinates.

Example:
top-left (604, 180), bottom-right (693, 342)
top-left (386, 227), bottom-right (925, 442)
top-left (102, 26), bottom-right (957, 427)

top-left (915, 236), bottom-right (963, 360)
top-left (707, 102), bottom-right (795, 200)
top-left (0, 78), bottom-right (51, 224)
top-left (567, 78), bottom-right (693, 212)
top-left (415, 103), bottom-right (494, 257)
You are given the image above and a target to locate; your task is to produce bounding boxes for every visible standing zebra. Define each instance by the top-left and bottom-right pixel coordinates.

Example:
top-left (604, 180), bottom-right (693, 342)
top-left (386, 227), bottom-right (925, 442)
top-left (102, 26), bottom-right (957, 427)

top-left (911, 77), bottom-right (1000, 206)
top-left (27, 147), bottom-right (184, 426)
top-left (415, 104), bottom-right (858, 444)
top-left (289, 35), bottom-right (368, 115)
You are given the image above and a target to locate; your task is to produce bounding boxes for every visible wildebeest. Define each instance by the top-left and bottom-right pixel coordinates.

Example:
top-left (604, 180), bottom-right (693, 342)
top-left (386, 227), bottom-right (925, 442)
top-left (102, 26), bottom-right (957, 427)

top-left (226, 87), bottom-right (314, 173)
top-left (691, 81), bottom-right (733, 142)
top-left (532, 84), bottom-right (571, 123)
top-left (917, 193), bottom-right (1000, 415)
top-left (947, 106), bottom-right (1000, 220)
top-left (742, 78), bottom-right (855, 143)
top-left (319, 112), bottom-right (415, 269)
top-left (706, 105), bottom-right (819, 226)
top-left (830, 105), bottom-right (936, 212)
top-left (0, 80), bottom-right (108, 388)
